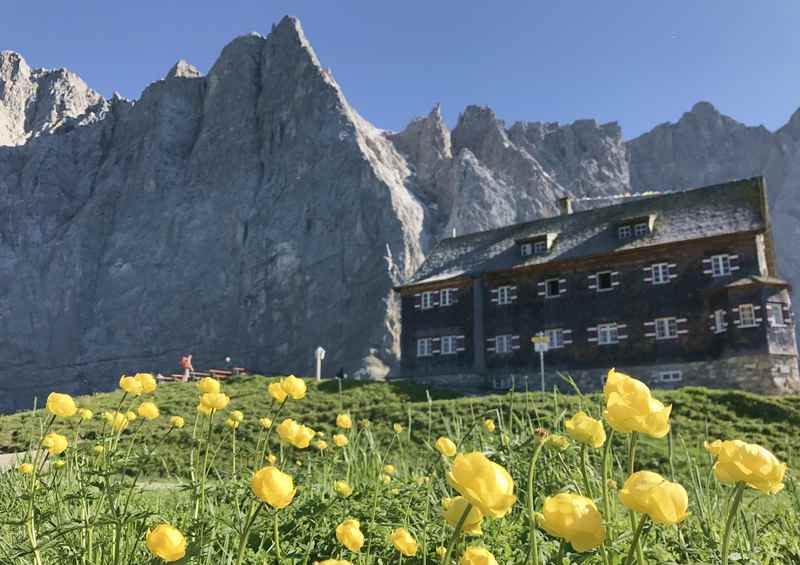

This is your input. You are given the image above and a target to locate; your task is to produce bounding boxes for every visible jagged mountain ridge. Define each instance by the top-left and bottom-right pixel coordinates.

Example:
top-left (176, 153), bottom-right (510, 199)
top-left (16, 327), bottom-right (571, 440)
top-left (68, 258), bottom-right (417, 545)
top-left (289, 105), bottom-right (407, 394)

top-left (0, 16), bottom-right (797, 412)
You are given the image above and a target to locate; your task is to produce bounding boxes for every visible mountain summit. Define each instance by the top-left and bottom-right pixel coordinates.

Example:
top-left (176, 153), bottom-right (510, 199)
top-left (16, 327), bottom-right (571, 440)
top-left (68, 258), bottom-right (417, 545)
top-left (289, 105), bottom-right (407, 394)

top-left (1, 16), bottom-right (799, 411)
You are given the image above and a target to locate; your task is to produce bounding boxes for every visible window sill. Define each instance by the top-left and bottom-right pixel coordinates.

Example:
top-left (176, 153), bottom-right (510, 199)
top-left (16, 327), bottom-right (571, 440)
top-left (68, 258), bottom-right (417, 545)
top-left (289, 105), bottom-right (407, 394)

top-left (739, 323), bottom-right (760, 328)
top-left (596, 288), bottom-right (615, 293)
top-left (544, 295), bottom-right (562, 300)
top-left (655, 336), bottom-right (679, 341)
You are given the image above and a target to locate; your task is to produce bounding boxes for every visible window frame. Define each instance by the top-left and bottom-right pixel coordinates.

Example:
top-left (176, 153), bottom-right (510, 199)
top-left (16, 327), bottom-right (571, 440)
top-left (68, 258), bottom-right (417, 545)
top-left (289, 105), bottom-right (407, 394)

top-left (767, 302), bottom-right (786, 327)
top-left (654, 317), bottom-right (678, 340)
top-left (713, 309), bottom-right (727, 334)
top-left (739, 303), bottom-right (757, 327)
top-left (655, 370), bottom-right (682, 383)
top-left (545, 278), bottom-right (561, 299)
top-left (497, 286), bottom-right (512, 305)
top-left (651, 263), bottom-right (670, 285)
top-left (421, 292), bottom-right (434, 310)
top-left (533, 240), bottom-right (548, 254)
top-left (495, 334), bottom-right (513, 354)
top-left (711, 254), bottom-right (732, 277)
top-left (441, 335), bottom-right (457, 355)
top-left (618, 225), bottom-right (632, 239)
top-left (520, 243), bottom-right (533, 257)
top-left (416, 338), bottom-right (433, 357)
top-left (597, 323), bottom-right (619, 345)
top-left (440, 288), bottom-right (455, 307)
top-left (596, 271), bottom-right (614, 292)
top-left (544, 328), bottom-right (565, 349)
top-left (634, 222), bottom-right (649, 237)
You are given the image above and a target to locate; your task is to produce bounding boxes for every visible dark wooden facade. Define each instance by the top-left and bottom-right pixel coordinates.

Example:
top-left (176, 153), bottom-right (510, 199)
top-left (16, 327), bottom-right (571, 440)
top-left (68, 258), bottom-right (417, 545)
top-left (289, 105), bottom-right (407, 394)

top-left (396, 178), bottom-right (798, 390)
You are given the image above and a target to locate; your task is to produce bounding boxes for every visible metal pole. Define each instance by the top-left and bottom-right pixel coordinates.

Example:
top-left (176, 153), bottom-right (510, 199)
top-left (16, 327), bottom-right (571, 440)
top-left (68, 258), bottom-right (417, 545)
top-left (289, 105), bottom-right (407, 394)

top-left (540, 350), bottom-right (545, 393)
top-left (316, 355), bottom-right (321, 382)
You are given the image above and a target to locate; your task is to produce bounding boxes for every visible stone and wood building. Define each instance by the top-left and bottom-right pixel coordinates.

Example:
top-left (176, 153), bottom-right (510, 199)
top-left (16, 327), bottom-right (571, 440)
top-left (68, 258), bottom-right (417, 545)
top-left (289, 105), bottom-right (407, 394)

top-left (394, 177), bottom-right (800, 394)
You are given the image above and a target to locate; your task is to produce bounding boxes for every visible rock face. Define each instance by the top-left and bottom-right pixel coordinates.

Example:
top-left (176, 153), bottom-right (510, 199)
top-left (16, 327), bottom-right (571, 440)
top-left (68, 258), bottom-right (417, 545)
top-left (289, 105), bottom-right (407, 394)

top-left (1, 16), bottom-right (799, 411)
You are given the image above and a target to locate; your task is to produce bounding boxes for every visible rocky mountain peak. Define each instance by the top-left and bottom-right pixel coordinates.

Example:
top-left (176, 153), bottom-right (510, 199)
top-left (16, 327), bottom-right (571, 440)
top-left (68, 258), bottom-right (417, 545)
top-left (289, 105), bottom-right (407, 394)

top-left (165, 59), bottom-right (201, 79)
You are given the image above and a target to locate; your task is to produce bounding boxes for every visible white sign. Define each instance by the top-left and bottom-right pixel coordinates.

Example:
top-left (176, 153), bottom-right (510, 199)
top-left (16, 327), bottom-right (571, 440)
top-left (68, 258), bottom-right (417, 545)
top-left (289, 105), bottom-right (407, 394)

top-left (315, 347), bottom-right (326, 360)
top-left (531, 335), bottom-right (550, 353)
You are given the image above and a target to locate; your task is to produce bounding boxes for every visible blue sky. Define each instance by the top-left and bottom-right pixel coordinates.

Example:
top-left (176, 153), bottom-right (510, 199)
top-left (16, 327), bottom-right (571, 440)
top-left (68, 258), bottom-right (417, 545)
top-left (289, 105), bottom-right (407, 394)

top-left (2, 1), bottom-right (797, 139)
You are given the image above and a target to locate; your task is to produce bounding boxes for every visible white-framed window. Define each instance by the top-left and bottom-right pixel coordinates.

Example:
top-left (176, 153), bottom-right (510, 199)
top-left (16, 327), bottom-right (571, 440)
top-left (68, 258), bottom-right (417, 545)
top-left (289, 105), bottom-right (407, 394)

top-left (634, 222), bottom-right (649, 237)
top-left (520, 243), bottom-right (533, 257)
top-left (713, 309), bottom-right (727, 334)
top-left (652, 263), bottom-right (670, 285)
top-left (416, 338), bottom-right (433, 357)
top-left (711, 254), bottom-right (732, 277)
top-left (767, 303), bottom-right (786, 327)
top-left (533, 240), bottom-right (548, 254)
top-left (497, 286), bottom-right (512, 305)
top-left (655, 370), bottom-right (682, 383)
top-left (596, 271), bottom-right (613, 292)
top-left (545, 328), bottom-right (565, 349)
top-left (440, 288), bottom-right (456, 306)
top-left (739, 303), bottom-right (757, 327)
top-left (597, 323), bottom-right (619, 345)
top-left (618, 225), bottom-right (632, 239)
top-left (655, 317), bottom-right (678, 340)
top-left (421, 291), bottom-right (435, 310)
top-left (545, 278), bottom-right (561, 298)
top-left (441, 335), bottom-right (457, 355)
top-left (496, 334), bottom-right (513, 354)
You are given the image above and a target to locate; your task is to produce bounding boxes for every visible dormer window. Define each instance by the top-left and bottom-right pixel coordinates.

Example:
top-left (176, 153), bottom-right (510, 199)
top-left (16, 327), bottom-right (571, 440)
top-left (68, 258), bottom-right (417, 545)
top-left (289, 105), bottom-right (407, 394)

top-left (517, 233), bottom-right (557, 258)
top-left (533, 240), bottom-right (547, 254)
top-left (634, 222), bottom-right (649, 237)
top-left (520, 243), bottom-right (533, 257)
top-left (618, 225), bottom-right (632, 239)
top-left (616, 214), bottom-right (656, 240)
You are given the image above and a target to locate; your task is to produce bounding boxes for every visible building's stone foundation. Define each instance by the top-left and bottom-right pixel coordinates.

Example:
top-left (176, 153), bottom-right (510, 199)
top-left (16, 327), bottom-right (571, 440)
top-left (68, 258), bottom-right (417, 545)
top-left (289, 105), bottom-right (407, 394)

top-left (406, 354), bottom-right (800, 395)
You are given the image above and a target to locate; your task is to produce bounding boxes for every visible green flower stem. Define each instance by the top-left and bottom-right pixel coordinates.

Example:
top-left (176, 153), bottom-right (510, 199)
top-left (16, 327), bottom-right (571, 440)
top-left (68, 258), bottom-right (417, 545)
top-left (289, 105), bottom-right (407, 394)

top-left (232, 428), bottom-right (237, 477)
top-left (601, 429), bottom-right (615, 539)
top-left (721, 482), bottom-right (746, 565)
top-left (623, 515), bottom-right (648, 565)
top-left (627, 432), bottom-right (644, 565)
top-left (235, 503), bottom-right (263, 565)
top-left (198, 411), bottom-right (215, 519)
top-left (441, 502), bottom-right (472, 565)
top-left (580, 445), bottom-right (594, 499)
top-left (527, 440), bottom-right (547, 565)
top-left (260, 398), bottom-right (288, 467)
top-left (273, 511), bottom-right (282, 560)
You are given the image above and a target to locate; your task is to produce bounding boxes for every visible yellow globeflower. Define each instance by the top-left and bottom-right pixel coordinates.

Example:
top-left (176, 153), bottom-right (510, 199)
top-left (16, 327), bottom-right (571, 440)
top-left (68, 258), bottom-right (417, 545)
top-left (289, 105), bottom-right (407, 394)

top-left (336, 413), bottom-right (353, 429)
top-left (314, 439), bottom-right (328, 450)
top-left (197, 402), bottom-right (212, 417)
top-left (436, 546), bottom-right (447, 558)
top-left (292, 425), bottom-right (315, 449)
top-left (565, 411), bottom-right (606, 448)
top-left (53, 460), bottom-right (65, 469)
top-left (393, 423), bottom-right (404, 434)
top-left (41, 432), bottom-right (68, 455)
top-left (381, 474), bottom-right (391, 485)
top-left (17, 463), bottom-right (34, 474)
top-left (146, 524), bottom-right (187, 562)
top-left (281, 375), bottom-right (307, 400)
top-left (126, 411), bottom-right (137, 422)
top-left (384, 464), bottom-right (396, 475)
top-left (94, 445), bottom-right (105, 455)
top-left (336, 518), bottom-right (364, 552)
top-left (277, 418), bottom-right (300, 441)
top-left (538, 492), bottom-right (605, 552)
top-left (442, 496), bottom-right (484, 535)
top-left (545, 434), bottom-right (570, 451)
top-left (137, 402), bottom-right (160, 421)
top-left (389, 528), bottom-right (418, 556)
top-left (230, 410), bottom-right (244, 423)
top-left (78, 408), bottom-right (93, 421)
top-left (436, 436), bottom-right (458, 457)
top-left (333, 434), bottom-right (349, 447)
top-left (268, 381), bottom-right (288, 402)
top-left (603, 369), bottom-right (671, 438)
top-left (46, 392), bottom-right (77, 418)
top-left (225, 418), bottom-right (240, 429)
top-left (118, 375), bottom-right (143, 396)
top-left (334, 480), bottom-right (353, 497)
top-left (110, 411), bottom-right (129, 431)
top-left (259, 417), bottom-right (273, 429)
top-left (197, 377), bottom-right (221, 394)
top-left (267, 453), bottom-right (278, 464)
top-left (135, 373), bottom-right (157, 394)
top-left (705, 439), bottom-right (786, 494)
top-left (170, 416), bottom-right (185, 429)
top-left (200, 392), bottom-right (230, 411)
top-left (250, 466), bottom-right (296, 509)
top-left (459, 547), bottom-right (499, 565)
top-left (619, 471), bottom-right (689, 525)
top-left (483, 419), bottom-right (496, 433)
top-left (315, 560), bottom-right (352, 565)
top-left (447, 452), bottom-right (516, 518)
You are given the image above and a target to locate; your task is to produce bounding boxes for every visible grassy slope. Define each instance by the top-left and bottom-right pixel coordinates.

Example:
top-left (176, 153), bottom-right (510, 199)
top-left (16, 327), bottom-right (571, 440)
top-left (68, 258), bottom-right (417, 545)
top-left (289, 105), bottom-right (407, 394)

top-left (1, 375), bottom-right (798, 474)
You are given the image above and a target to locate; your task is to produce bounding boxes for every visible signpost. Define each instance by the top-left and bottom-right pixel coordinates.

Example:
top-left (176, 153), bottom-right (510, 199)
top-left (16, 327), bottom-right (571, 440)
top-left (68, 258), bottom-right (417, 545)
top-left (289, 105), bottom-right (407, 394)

top-left (314, 347), bottom-right (326, 381)
top-left (531, 333), bottom-right (550, 392)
